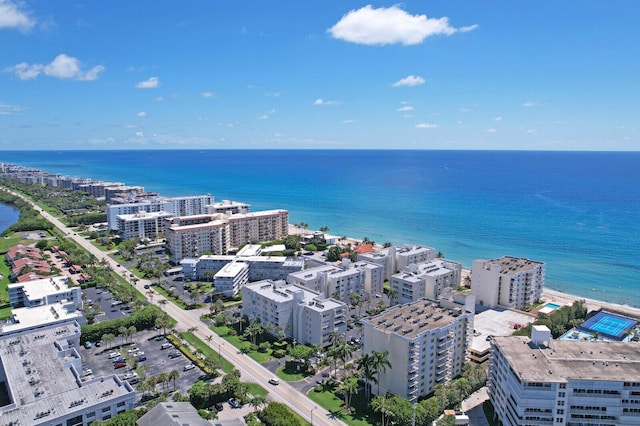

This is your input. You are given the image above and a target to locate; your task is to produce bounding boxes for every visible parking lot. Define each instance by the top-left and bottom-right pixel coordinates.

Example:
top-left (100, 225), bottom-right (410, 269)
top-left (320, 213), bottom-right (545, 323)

top-left (83, 286), bottom-right (134, 322)
top-left (80, 329), bottom-right (205, 397)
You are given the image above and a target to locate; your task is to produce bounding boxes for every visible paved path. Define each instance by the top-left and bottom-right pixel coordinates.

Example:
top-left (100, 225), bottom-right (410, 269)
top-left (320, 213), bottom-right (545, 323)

top-left (6, 189), bottom-right (345, 425)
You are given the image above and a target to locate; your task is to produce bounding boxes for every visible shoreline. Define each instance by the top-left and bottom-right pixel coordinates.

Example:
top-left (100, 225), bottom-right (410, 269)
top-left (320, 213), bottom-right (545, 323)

top-left (292, 224), bottom-right (640, 319)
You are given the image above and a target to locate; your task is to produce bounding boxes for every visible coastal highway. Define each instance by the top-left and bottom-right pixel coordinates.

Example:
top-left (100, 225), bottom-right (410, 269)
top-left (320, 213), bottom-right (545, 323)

top-left (8, 190), bottom-right (343, 425)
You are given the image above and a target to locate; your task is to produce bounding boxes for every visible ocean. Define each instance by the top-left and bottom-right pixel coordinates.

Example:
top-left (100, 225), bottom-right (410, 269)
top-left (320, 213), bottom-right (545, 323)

top-left (1, 150), bottom-right (639, 307)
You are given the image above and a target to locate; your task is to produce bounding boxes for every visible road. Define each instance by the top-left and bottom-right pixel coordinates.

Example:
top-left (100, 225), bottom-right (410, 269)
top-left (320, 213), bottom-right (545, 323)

top-left (8, 190), bottom-right (343, 426)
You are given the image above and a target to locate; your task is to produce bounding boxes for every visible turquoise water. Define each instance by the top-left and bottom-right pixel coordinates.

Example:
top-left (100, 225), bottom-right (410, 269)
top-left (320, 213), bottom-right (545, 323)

top-left (1, 150), bottom-right (639, 307)
top-left (544, 303), bottom-right (561, 310)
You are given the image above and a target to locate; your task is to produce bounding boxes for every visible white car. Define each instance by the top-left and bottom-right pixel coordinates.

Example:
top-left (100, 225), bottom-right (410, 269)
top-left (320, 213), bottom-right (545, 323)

top-left (183, 363), bottom-right (196, 371)
top-left (122, 372), bottom-right (138, 380)
top-left (268, 378), bottom-right (280, 385)
top-left (108, 352), bottom-right (120, 359)
top-left (126, 347), bottom-right (139, 354)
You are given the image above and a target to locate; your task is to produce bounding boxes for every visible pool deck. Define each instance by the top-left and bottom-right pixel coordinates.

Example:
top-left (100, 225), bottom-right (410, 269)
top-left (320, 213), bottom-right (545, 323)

top-left (542, 288), bottom-right (640, 321)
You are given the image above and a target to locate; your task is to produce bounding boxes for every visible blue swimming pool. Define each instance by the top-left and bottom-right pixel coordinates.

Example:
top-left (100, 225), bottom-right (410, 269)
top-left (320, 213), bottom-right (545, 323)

top-left (544, 303), bottom-right (561, 310)
top-left (580, 311), bottom-right (637, 340)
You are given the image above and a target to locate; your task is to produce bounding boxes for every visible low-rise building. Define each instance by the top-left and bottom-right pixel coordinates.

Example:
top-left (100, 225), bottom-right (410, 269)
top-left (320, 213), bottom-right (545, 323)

top-left (489, 326), bottom-right (640, 425)
top-left (361, 296), bottom-right (474, 400)
top-left (471, 256), bottom-right (545, 310)
top-left (0, 322), bottom-right (135, 425)
top-left (8, 276), bottom-right (82, 309)
top-left (241, 280), bottom-right (347, 347)
top-left (214, 261), bottom-right (250, 297)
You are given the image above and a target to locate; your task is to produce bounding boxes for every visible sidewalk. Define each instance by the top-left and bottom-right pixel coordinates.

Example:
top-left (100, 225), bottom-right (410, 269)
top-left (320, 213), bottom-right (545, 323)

top-left (461, 387), bottom-right (490, 426)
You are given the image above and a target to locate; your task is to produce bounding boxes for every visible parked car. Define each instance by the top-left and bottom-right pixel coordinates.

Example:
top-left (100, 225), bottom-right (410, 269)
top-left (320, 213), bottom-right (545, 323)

top-left (126, 347), bottom-right (139, 354)
top-left (161, 343), bottom-right (172, 350)
top-left (137, 354), bottom-right (147, 362)
top-left (112, 356), bottom-right (125, 364)
top-left (108, 352), bottom-right (120, 359)
top-left (228, 398), bottom-right (242, 408)
top-left (114, 361), bottom-right (127, 369)
top-left (183, 363), bottom-right (196, 371)
top-left (214, 402), bottom-right (224, 412)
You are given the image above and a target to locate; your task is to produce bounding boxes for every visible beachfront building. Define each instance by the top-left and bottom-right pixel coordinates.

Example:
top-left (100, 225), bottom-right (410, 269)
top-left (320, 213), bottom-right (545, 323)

top-left (206, 199), bottom-right (250, 216)
top-left (241, 280), bottom-right (347, 347)
top-left (8, 276), bottom-right (82, 309)
top-left (358, 245), bottom-right (437, 281)
top-left (471, 256), bottom-right (545, 310)
top-left (390, 259), bottom-right (463, 304)
top-left (361, 295), bottom-right (474, 400)
top-left (106, 194), bottom-right (214, 230)
top-left (116, 210), bottom-right (174, 240)
top-left (227, 209), bottom-right (289, 248)
top-left (489, 326), bottom-right (640, 425)
top-left (0, 321), bottom-right (135, 425)
top-left (213, 261), bottom-right (250, 297)
top-left (287, 260), bottom-right (384, 303)
top-left (166, 210), bottom-right (289, 263)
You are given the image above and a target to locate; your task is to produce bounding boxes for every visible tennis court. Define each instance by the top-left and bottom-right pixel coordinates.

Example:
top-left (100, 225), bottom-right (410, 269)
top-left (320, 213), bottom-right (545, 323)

top-left (580, 311), bottom-right (637, 341)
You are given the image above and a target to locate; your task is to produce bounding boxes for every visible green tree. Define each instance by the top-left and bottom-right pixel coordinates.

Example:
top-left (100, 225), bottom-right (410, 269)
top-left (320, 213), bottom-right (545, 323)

top-left (339, 374), bottom-right (359, 410)
top-left (357, 353), bottom-right (376, 401)
top-left (372, 350), bottom-right (392, 396)
top-left (371, 394), bottom-right (395, 426)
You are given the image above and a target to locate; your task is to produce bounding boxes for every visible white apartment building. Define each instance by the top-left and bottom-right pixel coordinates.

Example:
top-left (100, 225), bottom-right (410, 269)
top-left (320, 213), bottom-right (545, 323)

top-left (361, 297), bottom-right (474, 400)
top-left (206, 199), bottom-right (250, 216)
top-left (287, 260), bottom-right (384, 303)
top-left (241, 280), bottom-right (347, 347)
top-left (214, 261), bottom-right (250, 297)
top-left (165, 215), bottom-right (230, 263)
top-left (471, 256), bottom-right (545, 310)
top-left (166, 210), bottom-right (289, 263)
top-left (228, 209), bottom-right (289, 248)
top-left (0, 322), bottom-right (135, 425)
top-left (489, 327), bottom-right (640, 426)
top-left (8, 276), bottom-right (82, 309)
top-left (1, 301), bottom-right (85, 335)
top-left (107, 194), bottom-right (214, 230)
top-left (390, 259), bottom-right (462, 304)
top-left (116, 210), bottom-right (174, 240)
top-left (358, 245), bottom-right (437, 280)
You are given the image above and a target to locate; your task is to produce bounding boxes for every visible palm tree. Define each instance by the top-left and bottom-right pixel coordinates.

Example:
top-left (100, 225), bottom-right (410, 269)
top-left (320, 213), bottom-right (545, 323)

top-left (244, 321), bottom-right (262, 345)
top-left (169, 370), bottom-right (179, 390)
top-left (127, 325), bottom-right (137, 343)
top-left (118, 325), bottom-right (128, 347)
top-left (339, 374), bottom-right (359, 411)
top-left (371, 394), bottom-right (395, 426)
top-left (387, 287), bottom-right (398, 306)
top-left (327, 345), bottom-right (340, 378)
top-left (102, 333), bottom-right (115, 349)
top-left (337, 342), bottom-right (354, 377)
top-left (357, 353), bottom-right (377, 401)
top-left (250, 395), bottom-right (266, 413)
top-left (372, 350), bottom-right (392, 396)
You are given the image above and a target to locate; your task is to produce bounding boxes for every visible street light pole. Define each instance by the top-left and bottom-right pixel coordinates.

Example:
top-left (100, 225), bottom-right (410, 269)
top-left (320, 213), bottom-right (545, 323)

top-left (311, 405), bottom-right (317, 425)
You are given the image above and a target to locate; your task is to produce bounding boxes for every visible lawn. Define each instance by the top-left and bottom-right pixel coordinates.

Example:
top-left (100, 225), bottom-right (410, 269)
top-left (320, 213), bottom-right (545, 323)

top-left (152, 284), bottom-right (188, 309)
top-left (307, 385), bottom-right (376, 426)
top-left (276, 362), bottom-right (311, 382)
top-left (178, 331), bottom-right (234, 374)
top-left (209, 324), bottom-right (273, 363)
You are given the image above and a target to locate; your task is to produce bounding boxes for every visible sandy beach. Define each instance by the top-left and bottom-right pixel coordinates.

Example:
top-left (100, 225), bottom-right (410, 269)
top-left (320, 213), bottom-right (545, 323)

top-left (291, 224), bottom-right (640, 320)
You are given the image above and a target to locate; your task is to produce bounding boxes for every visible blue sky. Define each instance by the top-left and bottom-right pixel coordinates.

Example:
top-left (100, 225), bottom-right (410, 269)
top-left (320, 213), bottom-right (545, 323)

top-left (1, 1), bottom-right (638, 151)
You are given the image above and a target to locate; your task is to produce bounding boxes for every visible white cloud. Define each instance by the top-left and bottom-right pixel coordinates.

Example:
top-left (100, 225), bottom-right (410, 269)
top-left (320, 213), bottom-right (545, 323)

top-left (257, 114), bottom-right (268, 120)
top-left (527, 129), bottom-right (537, 134)
top-left (522, 101), bottom-right (536, 107)
top-left (137, 111), bottom-right (146, 118)
top-left (136, 77), bottom-right (160, 88)
top-left (5, 54), bottom-right (104, 81)
top-left (459, 107), bottom-right (471, 112)
top-left (155, 96), bottom-right (164, 102)
top-left (416, 123), bottom-right (438, 129)
top-left (494, 116), bottom-right (502, 121)
top-left (0, 102), bottom-right (25, 115)
top-left (487, 128), bottom-right (497, 133)
top-left (397, 106), bottom-right (414, 112)
top-left (123, 124), bottom-right (137, 129)
top-left (314, 98), bottom-right (340, 106)
top-left (201, 91), bottom-right (214, 98)
top-left (0, 0), bottom-right (35, 32)
top-left (328, 5), bottom-right (477, 46)
top-left (135, 131), bottom-right (144, 138)
top-left (392, 75), bottom-right (425, 87)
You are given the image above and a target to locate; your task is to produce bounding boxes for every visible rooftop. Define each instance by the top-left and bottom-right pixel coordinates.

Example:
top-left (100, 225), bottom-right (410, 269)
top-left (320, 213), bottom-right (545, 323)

top-left (362, 298), bottom-right (469, 339)
top-left (487, 256), bottom-right (544, 274)
top-left (492, 336), bottom-right (640, 382)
